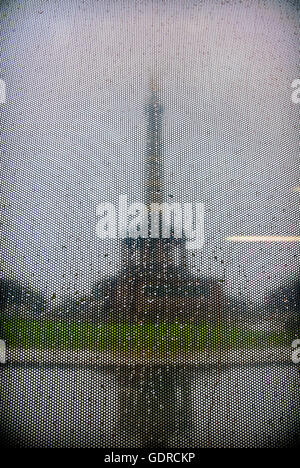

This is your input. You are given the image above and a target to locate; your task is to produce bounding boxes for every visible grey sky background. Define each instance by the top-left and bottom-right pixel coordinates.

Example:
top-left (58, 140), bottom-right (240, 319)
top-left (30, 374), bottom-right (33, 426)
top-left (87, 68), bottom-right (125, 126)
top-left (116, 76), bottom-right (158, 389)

top-left (0, 0), bottom-right (299, 304)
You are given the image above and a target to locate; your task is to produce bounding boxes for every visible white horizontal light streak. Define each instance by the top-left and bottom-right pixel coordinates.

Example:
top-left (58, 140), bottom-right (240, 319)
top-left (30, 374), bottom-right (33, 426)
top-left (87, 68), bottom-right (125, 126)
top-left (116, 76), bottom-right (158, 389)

top-left (226, 235), bottom-right (300, 243)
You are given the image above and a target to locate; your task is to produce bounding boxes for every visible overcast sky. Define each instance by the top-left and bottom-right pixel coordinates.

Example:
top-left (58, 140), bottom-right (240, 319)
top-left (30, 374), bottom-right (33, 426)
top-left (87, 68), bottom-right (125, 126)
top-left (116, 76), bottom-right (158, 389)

top-left (0, 0), bottom-right (299, 304)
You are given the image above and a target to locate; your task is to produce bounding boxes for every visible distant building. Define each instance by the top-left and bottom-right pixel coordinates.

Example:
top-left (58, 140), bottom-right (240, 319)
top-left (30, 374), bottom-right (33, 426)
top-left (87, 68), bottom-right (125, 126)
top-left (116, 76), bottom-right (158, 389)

top-left (93, 77), bottom-right (224, 323)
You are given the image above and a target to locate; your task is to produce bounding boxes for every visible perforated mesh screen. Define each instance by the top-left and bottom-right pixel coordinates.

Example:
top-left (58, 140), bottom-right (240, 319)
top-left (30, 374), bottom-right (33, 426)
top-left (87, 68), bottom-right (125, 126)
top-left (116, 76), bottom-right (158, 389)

top-left (0, 0), bottom-right (299, 449)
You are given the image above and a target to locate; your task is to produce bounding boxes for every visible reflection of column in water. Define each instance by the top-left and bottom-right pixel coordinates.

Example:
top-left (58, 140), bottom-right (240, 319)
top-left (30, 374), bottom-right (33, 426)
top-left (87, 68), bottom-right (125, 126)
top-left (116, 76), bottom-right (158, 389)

top-left (175, 367), bottom-right (194, 440)
top-left (115, 365), bottom-right (193, 448)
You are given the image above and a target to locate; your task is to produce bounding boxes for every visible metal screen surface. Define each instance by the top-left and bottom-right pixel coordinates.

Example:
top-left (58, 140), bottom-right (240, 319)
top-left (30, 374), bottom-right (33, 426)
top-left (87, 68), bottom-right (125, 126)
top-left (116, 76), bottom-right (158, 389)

top-left (0, 0), bottom-right (299, 450)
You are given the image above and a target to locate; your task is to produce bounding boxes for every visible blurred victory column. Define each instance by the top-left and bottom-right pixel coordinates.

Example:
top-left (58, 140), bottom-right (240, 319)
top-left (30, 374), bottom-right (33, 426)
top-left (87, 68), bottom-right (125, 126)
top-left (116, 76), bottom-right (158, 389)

top-left (94, 75), bottom-right (223, 323)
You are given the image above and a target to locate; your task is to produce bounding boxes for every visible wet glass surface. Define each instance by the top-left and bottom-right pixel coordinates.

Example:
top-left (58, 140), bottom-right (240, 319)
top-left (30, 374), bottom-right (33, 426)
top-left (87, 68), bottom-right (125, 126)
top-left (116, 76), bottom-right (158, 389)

top-left (0, 0), bottom-right (299, 449)
top-left (1, 362), bottom-right (299, 448)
